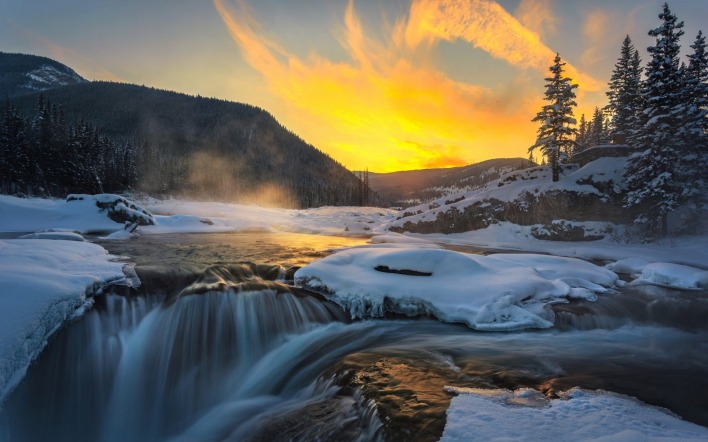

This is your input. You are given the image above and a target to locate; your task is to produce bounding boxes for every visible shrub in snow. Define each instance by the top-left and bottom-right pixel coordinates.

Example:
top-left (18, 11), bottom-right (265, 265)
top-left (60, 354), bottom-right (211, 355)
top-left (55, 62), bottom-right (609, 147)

top-left (67, 194), bottom-right (154, 226)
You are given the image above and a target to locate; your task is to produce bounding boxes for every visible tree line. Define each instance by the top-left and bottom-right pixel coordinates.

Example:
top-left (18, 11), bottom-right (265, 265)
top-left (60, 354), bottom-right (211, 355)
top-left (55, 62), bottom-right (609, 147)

top-left (0, 95), bottom-right (138, 196)
top-left (1, 85), bottom-right (377, 208)
top-left (529, 2), bottom-right (706, 236)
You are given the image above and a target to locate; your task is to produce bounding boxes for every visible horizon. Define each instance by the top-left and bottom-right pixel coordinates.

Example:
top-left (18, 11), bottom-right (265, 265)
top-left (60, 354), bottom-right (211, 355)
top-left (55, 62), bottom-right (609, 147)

top-left (1, 0), bottom-right (706, 173)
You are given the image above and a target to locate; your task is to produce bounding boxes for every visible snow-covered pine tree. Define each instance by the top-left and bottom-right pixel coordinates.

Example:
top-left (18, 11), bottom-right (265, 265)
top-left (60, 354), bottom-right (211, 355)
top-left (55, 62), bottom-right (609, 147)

top-left (681, 30), bottom-right (708, 209)
top-left (530, 53), bottom-right (578, 182)
top-left (587, 107), bottom-right (608, 146)
top-left (605, 36), bottom-right (643, 143)
top-left (625, 49), bottom-right (646, 149)
top-left (573, 113), bottom-right (588, 156)
top-left (624, 3), bottom-right (687, 236)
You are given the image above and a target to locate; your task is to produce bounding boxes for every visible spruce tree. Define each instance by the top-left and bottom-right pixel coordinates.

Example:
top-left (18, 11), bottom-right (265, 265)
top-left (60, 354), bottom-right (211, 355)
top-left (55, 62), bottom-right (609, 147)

top-left (530, 53), bottom-right (578, 182)
top-left (684, 32), bottom-right (707, 142)
top-left (587, 107), bottom-right (607, 146)
top-left (606, 36), bottom-right (643, 143)
top-left (624, 3), bottom-right (687, 236)
top-left (574, 113), bottom-right (588, 155)
top-left (625, 49), bottom-right (646, 149)
top-left (681, 30), bottom-right (708, 208)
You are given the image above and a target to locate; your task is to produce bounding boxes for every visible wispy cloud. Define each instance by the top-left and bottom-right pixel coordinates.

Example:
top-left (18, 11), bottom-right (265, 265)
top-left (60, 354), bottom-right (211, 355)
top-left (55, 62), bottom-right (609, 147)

top-left (403, 0), bottom-right (602, 91)
top-left (214, 0), bottom-right (599, 171)
top-left (580, 9), bottom-right (616, 68)
top-left (514, 0), bottom-right (559, 38)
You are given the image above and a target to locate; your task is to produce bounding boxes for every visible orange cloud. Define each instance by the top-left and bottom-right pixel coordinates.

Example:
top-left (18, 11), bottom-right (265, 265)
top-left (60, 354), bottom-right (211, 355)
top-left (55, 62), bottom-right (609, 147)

top-left (580, 9), bottom-right (620, 68)
top-left (515, 0), bottom-right (559, 38)
top-left (404, 0), bottom-right (603, 92)
top-left (214, 0), bottom-right (594, 172)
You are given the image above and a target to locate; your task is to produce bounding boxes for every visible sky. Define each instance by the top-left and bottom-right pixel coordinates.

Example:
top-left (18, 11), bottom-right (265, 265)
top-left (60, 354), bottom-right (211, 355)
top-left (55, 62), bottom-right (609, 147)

top-left (1, 0), bottom-right (706, 173)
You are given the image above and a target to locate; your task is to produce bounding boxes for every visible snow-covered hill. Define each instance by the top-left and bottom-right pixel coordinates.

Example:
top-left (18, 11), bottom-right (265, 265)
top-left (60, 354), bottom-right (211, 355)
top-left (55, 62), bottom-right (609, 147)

top-left (387, 157), bottom-right (630, 239)
top-left (0, 52), bottom-right (86, 98)
top-left (366, 158), bottom-right (534, 207)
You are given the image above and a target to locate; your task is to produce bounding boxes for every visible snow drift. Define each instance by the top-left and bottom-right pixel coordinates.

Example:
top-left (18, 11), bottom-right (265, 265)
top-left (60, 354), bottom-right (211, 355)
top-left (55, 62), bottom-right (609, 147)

top-left (295, 246), bottom-right (618, 331)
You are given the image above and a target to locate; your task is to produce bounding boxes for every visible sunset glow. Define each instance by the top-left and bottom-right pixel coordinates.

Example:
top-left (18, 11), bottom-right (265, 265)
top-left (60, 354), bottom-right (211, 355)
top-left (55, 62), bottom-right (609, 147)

top-left (214, 0), bottom-right (606, 172)
top-left (3, 0), bottom-right (706, 172)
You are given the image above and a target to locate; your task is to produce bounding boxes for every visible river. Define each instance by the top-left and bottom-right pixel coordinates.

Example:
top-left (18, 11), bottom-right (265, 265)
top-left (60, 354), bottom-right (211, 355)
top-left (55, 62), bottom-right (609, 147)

top-left (3, 232), bottom-right (707, 441)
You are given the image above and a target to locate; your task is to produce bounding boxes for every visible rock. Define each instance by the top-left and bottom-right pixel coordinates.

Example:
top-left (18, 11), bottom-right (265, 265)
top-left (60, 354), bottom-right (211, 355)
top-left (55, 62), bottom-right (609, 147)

top-left (67, 194), bottom-right (155, 226)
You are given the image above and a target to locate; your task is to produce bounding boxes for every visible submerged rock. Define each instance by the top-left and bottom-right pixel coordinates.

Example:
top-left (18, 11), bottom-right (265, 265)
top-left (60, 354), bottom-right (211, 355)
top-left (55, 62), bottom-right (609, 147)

top-left (326, 352), bottom-right (469, 442)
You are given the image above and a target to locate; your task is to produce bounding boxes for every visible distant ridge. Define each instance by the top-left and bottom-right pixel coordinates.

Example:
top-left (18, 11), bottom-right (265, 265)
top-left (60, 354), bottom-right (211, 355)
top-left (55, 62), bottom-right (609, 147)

top-left (366, 158), bottom-right (535, 207)
top-left (0, 52), bottom-right (86, 98)
top-left (2, 53), bottom-right (371, 207)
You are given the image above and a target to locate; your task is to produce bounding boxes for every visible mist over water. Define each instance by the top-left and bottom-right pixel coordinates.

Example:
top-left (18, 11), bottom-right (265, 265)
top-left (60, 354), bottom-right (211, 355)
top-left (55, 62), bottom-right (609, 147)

top-left (3, 232), bottom-right (707, 441)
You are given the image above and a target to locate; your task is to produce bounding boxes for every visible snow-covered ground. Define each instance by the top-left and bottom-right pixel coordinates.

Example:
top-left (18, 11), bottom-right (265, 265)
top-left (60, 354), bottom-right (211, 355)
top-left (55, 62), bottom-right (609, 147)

top-left (388, 157), bottom-right (626, 230)
top-left (0, 238), bottom-right (135, 404)
top-left (1, 193), bottom-right (706, 436)
top-left (441, 387), bottom-right (708, 441)
top-left (0, 195), bottom-right (397, 237)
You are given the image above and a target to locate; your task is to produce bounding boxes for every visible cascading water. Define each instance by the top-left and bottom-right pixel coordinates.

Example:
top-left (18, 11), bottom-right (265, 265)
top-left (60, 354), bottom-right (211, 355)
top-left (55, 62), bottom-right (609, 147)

top-left (3, 264), bottom-right (390, 442)
top-left (2, 233), bottom-right (708, 441)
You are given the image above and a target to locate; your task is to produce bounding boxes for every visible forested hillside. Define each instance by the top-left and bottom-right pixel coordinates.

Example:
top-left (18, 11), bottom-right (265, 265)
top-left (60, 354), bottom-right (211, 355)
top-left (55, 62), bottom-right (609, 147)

top-left (3, 56), bottom-right (373, 207)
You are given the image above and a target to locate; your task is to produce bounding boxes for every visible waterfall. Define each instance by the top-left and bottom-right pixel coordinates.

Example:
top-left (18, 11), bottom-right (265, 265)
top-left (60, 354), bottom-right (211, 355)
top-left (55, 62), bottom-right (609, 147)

top-left (2, 257), bottom-right (394, 442)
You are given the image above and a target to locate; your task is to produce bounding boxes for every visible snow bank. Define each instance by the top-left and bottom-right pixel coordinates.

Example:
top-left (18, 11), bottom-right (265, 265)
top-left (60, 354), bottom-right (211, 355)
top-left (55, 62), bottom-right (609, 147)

top-left (141, 199), bottom-right (397, 236)
top-left (0, 195), bottom-right (122, 233)
top-left (295, 246), bottom-right (617, 331)
top-left (0, 239), bottom-right (135, 404)
top-left (18, 229), bottom-right (85, 241)
top-left (632, 263), bottom-right (708, 290)
top-left (605, 258), bottom-right (708, 290)
top-left (0, 195), bottom-right (397, 237)
top-left (441, 387), bottom-right (708, 441)
top-left (605, 257), bottom-right (651, 275)
top-left (414, 221), bottom-right (708, 269)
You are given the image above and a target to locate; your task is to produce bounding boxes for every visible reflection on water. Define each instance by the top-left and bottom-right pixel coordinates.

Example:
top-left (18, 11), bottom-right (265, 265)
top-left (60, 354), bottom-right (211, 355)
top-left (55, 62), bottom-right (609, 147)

top-left (95, 231), bottom-right (370, 267)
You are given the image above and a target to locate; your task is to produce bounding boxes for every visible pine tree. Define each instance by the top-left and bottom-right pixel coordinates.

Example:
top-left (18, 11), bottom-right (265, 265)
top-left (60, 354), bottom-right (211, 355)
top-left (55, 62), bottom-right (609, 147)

top-left (530, 53), bottom-right (578, 182)
top-left (587, 107), bottom-right (608, 146)
top-left (624, 3), bottom-right (687, 236)
top-left (606, 36), bottom-right (643, 143)
top-left (681, 30), bottom-right (708, 208)
top-left (574, 113), bottom-right (588, 155)
top-left (625, 49), bottom-right (646, 149)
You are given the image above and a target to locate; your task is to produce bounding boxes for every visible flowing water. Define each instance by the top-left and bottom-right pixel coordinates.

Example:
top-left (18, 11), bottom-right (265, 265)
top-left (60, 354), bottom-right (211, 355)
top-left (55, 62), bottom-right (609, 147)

top-left (2, 232), bottom-right (708, 441)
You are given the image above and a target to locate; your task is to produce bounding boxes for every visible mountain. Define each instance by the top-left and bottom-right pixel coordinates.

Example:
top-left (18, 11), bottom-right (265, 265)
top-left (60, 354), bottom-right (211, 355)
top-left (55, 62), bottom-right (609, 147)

top-left (0, 52), bottom-right (86, 98)
top-left (366, 158), bottom-right (535, 207)
top-left (3, 53), bottom-right (371, 208)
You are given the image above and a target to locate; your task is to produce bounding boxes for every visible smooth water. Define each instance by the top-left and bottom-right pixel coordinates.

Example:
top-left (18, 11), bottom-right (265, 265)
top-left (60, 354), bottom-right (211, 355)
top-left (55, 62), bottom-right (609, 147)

top-left (3, 233), bottom-right (708, 441)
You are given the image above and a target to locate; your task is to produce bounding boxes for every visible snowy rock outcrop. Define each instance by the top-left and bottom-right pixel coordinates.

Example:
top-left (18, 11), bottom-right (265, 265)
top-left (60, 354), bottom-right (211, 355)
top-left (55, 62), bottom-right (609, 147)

top-left (67, 194), bottom-right (155, 226)
top-left (388, 158), bottom-right (631, 239)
